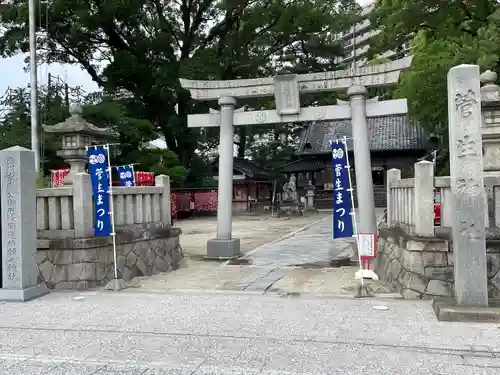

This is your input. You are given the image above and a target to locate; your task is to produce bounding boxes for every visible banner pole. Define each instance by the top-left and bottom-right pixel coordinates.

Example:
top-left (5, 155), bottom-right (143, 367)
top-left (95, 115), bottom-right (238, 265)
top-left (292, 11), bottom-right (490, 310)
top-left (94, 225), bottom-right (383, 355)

top-left (104, 144), bottom-right (119, 280)
top-left (130, 164), bottom-right (136, 186)
top-left (341, 136), bottom-right (364, 287)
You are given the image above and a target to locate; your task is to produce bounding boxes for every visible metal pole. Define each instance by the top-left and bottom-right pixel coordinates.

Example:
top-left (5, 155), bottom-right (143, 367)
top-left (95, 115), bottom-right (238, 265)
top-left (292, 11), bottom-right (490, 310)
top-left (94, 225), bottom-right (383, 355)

top-left (29, 0), bottom-right (40, 172)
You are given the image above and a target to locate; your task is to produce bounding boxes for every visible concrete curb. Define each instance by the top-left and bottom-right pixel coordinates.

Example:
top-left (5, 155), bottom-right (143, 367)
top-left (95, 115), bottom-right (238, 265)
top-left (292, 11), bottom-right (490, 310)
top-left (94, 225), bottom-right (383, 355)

top-left (433, 299), bottom-right (500, 323)
top-left (114, 286), bottom-right (404, 300)
top-left (226, 215), bottom-right (331, 265)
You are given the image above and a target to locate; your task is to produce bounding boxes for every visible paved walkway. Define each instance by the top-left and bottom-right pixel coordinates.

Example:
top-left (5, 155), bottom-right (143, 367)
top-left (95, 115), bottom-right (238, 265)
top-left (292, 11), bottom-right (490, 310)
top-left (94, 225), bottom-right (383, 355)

top-left (242, 216), bottom-right (354, 267)
top-left (0, 290), bottom-right (499, 374)
top-left (134, 212), bottom-right (390, 295)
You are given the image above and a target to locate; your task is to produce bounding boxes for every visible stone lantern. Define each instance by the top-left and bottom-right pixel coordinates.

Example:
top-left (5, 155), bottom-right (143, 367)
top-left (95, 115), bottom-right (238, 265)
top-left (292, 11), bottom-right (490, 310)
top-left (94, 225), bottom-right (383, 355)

top-left (480, 70), bottom-right (500, 176)
top-left (480, 70), bottom-right (500, 226)
top-left (43, 104), bottom-right (114, 185)
top-left (305, 180), bottom-right (316, 211)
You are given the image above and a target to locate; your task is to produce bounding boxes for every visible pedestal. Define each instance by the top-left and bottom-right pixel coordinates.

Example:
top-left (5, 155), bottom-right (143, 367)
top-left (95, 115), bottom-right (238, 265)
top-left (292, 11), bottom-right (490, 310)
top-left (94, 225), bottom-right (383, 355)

top-left (206, 238), bottom-right (241, 259)
top-left (0, 146), bottom-right (49, 302)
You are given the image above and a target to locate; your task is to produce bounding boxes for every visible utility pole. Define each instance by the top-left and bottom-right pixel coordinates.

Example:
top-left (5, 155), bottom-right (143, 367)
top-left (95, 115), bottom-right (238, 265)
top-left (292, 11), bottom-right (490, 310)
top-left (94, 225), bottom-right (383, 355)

top-left (29, 0), bottom-right (40, 172)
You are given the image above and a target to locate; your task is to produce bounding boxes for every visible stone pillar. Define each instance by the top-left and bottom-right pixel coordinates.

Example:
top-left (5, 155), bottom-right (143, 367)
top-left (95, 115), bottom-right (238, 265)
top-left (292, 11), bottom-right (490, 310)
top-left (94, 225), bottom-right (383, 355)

top-left (73, 173), bottom-right (93, 237)
top-left (448, 64), bottom-right (488, 306)
top-left (414, 161), bottom-right (435, 237)
top-left (348, 85), bottom-right (377, 234)
top-left (155, 174), bottom-right (172, 227)
top-left (0, 146), bottom-right (49, 301)
top-left (206, 96), bottom-right (241, 259)
top-left (480, 70), bottom-right (500, 227)
top-left (386, 168), bottom-right (401, 227)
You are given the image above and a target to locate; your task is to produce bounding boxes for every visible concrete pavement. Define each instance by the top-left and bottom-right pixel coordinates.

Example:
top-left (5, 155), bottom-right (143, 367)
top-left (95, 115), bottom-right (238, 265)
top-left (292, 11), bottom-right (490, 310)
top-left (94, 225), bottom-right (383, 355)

top-left (241, 216), bottom-right (354, 267)
top-left (0, 290), bottom-right (499, 374)
top-left (133, 214), bottom-right (391, 296)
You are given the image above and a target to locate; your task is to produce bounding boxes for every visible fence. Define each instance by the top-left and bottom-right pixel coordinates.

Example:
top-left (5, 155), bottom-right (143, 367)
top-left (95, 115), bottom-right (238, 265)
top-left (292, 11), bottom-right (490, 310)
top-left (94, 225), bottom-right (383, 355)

top-left (36, 174), bottom-right (171, 239)
top-left (387, 161), bottom-right (500, 236)
top-left (386, 161), bottom-right (436, 237)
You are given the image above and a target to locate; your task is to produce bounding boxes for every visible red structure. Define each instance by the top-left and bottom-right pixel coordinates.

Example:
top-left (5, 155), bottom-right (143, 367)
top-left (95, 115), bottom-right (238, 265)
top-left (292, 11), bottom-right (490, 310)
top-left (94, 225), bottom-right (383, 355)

top-left (135, 171), bottom-right (154, 186)
top-left (170, 158), bottom-right (273, 220)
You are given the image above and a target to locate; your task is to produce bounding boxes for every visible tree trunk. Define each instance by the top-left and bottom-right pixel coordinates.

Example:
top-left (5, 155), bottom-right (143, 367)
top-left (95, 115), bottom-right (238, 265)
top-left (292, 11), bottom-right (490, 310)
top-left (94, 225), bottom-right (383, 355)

top-left (237, 126), bottom-right (247, 158)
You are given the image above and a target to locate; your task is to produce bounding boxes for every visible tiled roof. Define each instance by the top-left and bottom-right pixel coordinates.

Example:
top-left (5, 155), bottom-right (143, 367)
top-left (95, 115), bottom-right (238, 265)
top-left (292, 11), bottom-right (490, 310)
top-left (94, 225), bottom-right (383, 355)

top-left (298, 114), bottom-right (428, 154)
top-left (233, 158), bottom-right (272, 180)
top-left (213, 158), bottom-right (272, 180)
top-left (281, 159), bottom-right (325, 173)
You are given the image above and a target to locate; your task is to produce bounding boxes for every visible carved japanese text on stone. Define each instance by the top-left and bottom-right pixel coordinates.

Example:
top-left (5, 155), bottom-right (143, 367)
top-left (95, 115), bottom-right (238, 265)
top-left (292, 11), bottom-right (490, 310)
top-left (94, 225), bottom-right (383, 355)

top-left (274, 75), bottom-right (300, 115)
top-left (3, 156), bottom-right (19, 283)
top-left (180, 56), bottom-right (413, 101)
top-left (455, 89), bottom-right (478, 118)
top-left (456, 134), bottom-right (479, 158)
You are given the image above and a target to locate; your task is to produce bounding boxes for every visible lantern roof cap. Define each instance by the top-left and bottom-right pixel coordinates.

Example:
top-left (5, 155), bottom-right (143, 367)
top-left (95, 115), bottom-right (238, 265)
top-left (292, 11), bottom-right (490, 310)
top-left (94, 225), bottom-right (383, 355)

top-left (43, 104), bottom-right (114, 135)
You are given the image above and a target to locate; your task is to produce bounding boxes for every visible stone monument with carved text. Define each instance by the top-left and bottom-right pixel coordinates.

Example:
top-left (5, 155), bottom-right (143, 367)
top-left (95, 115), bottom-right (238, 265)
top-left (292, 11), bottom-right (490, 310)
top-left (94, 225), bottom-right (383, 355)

top-left (0, 146), bottom-right (49, 301)
top-left (447, 65), bottom-right (488, 306)
top-left (180, 57), bottom-right (413, 259)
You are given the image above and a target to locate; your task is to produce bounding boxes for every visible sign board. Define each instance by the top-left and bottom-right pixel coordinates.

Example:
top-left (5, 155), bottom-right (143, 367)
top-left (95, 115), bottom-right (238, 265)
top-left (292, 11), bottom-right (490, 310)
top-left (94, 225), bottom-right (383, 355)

top-left (357, 233), bottom-right (376, 259)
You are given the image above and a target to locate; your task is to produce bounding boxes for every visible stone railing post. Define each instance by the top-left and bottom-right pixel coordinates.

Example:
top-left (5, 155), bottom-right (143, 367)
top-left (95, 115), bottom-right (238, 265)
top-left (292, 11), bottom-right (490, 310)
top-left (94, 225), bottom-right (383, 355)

top-left (414, 160), bottom-right (435, 237)
top-left (73, 173), bottom-right (93, 237)
top-left (386, 168), bottom-right (401, 227)
top-left (155, 174), bottom-right (171, 226)
top-left (480, 70), bottom-right (500, 227)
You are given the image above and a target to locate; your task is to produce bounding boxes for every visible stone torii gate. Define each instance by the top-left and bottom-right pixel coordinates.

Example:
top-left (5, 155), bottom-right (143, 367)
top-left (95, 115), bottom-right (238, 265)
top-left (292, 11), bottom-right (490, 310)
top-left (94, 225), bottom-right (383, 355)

top-left (180, 56), bottom-right (412, 259)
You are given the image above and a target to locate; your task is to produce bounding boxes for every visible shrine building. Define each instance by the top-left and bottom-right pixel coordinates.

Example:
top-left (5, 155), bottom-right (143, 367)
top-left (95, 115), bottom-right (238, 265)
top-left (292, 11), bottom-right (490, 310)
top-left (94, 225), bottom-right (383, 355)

top-left (281, 114), bottom-right (429, 208)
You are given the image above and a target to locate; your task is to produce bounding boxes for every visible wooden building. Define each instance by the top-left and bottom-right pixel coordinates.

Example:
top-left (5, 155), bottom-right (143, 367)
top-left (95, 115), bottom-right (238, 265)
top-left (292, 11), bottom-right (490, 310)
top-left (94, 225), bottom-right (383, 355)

top-left (212, 157), bottom-right (273, 213)
top-left (281, 114), bottom-right (429, 208)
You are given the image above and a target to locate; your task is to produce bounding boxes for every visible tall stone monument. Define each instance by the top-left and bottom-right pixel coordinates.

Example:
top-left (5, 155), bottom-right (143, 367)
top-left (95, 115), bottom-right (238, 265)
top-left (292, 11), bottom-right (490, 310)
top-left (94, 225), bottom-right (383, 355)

top-left (0, 146), bottom-right (49, 301)
top-left (180, 57), bottom-right (413, 259)
top-left (447, 65), bottom-right (488, 306)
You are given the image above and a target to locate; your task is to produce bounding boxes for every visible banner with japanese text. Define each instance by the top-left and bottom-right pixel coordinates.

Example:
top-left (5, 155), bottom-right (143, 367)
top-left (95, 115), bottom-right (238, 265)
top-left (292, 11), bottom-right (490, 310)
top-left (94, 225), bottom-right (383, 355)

top-left (117, 165), bottom-right (135, 187)
top-left (331, 140), bottom-right (354, 239)
top-left (87, 146), bottom-right (112, 237)
top-left (51, 169), bottom-right (69, 187)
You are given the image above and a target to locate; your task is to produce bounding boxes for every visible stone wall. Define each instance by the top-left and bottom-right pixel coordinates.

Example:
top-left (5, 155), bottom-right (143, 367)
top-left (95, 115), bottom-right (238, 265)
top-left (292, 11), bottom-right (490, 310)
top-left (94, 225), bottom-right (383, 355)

top-left (36, 224), bottom-right (183, 289)
top-left (376, 226), bottom-right (500, 299)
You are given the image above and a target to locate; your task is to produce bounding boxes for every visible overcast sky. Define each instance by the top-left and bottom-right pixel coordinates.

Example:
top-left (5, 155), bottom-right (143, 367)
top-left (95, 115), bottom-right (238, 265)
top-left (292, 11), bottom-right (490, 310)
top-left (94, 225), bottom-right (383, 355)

top-left (0, 0), bottom-right (373, 98)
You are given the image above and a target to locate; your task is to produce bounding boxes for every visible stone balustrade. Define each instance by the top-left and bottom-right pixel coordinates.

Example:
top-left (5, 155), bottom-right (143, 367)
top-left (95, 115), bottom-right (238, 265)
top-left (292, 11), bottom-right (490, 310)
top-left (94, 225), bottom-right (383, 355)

top-left (37, 187), bottom-right (76, 238)
top-left (36, 174), bottom-right (172, 240)
top-left (33, 173), bottom-right (179, 290)
top-left (386, 160), bottom-right (434, 237)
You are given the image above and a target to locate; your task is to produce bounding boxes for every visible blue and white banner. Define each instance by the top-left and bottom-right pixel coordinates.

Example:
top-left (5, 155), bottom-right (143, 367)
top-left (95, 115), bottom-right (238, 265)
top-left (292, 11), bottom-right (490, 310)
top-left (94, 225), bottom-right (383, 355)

top-left (117, 165), bottom-right (135, 187)
top-left (331, 139), bottom-right (354, 239)
top-left (87, 146), bottom-right (113, 237)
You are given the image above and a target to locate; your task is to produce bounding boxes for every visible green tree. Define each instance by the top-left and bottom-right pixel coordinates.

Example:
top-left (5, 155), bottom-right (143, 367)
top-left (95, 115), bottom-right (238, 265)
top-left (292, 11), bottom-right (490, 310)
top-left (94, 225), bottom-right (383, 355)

top-left (370, 0), bottom-right (499, 173)
top-left (0, 0), bottom-right (359, 170)
top-left (0, 83), bottom-right (68, 171)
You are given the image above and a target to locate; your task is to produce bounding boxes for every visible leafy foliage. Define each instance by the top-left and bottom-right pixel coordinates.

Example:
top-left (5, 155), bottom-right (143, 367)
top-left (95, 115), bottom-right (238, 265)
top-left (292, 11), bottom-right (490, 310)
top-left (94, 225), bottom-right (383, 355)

top-left (0, 83), bottom-right (68, 171)
top-left (370, 0), bottom-right (499, 174)
top-left (0, 0), bottom-right (359, 175)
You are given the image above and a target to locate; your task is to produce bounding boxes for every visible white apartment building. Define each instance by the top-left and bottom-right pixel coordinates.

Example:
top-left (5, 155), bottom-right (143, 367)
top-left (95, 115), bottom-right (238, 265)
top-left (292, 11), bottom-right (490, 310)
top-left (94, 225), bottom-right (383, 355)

top-left (334, 1), bottom-right (409, 68)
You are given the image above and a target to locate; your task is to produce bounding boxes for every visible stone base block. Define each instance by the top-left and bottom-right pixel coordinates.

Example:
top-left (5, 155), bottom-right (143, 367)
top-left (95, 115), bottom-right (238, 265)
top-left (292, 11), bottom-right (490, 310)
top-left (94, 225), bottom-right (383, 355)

top-left (354, 283), bottom-right (375, 298)
top-left (433, 298), bottom-right (500, 323)
top-left (0, 283), bottom-right (49, 302)
top-left (104, 278), bottom-right (126, 291)
top-left (205, 238), bottom-right (241, 260)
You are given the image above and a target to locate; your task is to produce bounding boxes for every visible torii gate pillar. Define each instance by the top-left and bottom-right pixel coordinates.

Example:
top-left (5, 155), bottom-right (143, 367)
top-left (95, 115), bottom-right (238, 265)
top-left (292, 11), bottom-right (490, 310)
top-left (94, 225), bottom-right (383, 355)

top-left (206, 97), bottom-right (241, 259)
top-left (348, 85), bottom-right (377, 234)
